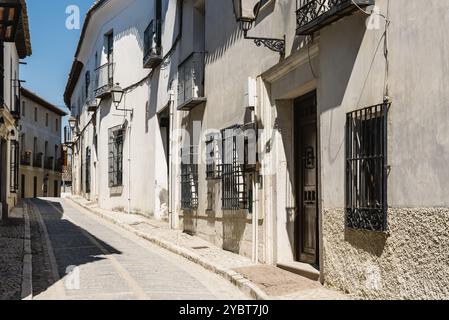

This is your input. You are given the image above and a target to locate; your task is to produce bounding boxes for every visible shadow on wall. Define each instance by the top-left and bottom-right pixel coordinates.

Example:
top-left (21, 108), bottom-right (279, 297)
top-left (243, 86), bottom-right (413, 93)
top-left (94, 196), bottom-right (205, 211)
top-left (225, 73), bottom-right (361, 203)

top-left (222, 210), bottom-right (248, 254)
top-left (25, 198), bottom-right (122, 298)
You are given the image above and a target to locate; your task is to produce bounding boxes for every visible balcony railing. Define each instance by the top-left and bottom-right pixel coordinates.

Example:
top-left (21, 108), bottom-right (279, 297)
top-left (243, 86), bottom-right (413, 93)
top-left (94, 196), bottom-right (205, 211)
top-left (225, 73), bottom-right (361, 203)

top-left (55, 158), bottom-right (63, 173)
top-left (21, 152), bottom-right (31, 166)
top-left (94, 62), bottom-right (115, 98)
top-left (44, 157), bottom-right (54, 171)
top-left (143, 20), bottom-right (162, 69)
top-left (177, 52), bottom-right (207, 111)
top-left (296, 0), bottom-right (374, 35)
top-left (33, 153), bottom-right (43, 168)
top-left (11, 94), bottom-right (20, 119)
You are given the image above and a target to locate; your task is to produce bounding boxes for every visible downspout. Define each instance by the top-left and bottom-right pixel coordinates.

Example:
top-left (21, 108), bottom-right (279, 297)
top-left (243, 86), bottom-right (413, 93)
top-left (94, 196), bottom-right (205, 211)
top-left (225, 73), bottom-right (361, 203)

top-left (168, 92), bottom-right (174, 229)
top-left (128, 120), bottom-right (131, 215)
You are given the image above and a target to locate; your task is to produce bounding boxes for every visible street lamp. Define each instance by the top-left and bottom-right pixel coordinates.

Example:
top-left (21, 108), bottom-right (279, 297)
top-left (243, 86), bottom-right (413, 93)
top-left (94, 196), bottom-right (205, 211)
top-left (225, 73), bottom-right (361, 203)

top-left (232, 0), bottom-right (261, 32)
top-left (68, 117), bottom-right (77, 131)
top-left (0, 1), bottom-right (22, 42)
top-left (111, 84), bottom-right (133, 116)
top-left (231, 0), bottom-right (285, 56)
top-left (111, 84), bottom-right (124, 105)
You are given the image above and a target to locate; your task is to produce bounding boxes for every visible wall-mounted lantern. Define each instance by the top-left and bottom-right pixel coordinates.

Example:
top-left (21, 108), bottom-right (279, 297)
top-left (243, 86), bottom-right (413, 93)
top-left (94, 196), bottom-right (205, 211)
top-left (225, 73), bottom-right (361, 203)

top-left (232, 0), bottom-right (285, 56)
top-left (111, 84), bottom-right (133, 116)
top-left (0, 1), bottom-right (22, 42)
top-left (68, 117), bottom-right (77, 131)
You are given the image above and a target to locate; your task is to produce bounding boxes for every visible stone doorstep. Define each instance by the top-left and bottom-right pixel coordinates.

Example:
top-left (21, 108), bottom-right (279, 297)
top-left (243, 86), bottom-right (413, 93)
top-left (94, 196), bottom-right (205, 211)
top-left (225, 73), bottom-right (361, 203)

top-left (277, 261), bottom-right (320, 281)
top-left (66, 196), bottom-right (343, 300)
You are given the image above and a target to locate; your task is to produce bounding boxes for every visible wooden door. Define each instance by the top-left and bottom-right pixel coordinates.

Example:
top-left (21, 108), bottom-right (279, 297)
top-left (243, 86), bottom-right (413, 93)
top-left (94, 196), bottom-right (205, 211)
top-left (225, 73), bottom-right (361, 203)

top-left (294, 92), bottom-right (319, 267)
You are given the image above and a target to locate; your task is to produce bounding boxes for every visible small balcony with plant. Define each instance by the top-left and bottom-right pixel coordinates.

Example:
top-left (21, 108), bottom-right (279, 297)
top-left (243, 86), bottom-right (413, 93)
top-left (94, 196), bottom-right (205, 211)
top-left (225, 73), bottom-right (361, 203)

top-left (143, 20), bottom-right (162, 69)
top-left (177, 52), bottom-right (207, 111)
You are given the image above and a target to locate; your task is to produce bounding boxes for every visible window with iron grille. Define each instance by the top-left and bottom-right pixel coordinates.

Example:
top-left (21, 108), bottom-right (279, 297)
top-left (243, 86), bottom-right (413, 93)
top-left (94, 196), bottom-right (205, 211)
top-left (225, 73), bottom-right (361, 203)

top-left (205, 133), bottom-right (222, 180)
top-left (10, 140), bottom-right (19, 193)
top-left (221, 126), bottom-right (249, 211)
top-left (108, 127), bottom-right (124, 188)
top-left (346, 103), bottom-right (389, 232)
top-left (85, 147), bottom-right (91, 194)
top-left (180, 146), bottom-right (199, 210)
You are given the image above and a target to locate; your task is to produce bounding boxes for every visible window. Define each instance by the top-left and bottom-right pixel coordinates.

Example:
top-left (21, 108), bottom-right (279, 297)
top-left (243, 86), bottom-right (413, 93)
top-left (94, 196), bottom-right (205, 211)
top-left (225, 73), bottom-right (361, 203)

top-left (221, 126), bottom-right (249, 211)
top-left (108, 126), bottom-right (123, 187)
top-left (34, 107), bottom-right (37, 122)
top-left (22, 101), bottom-right (25, 117)
top-left (180, 146), bottom-right (199, 210)
top-left (346, 103), bottom-right (389, 232)
top-left (85, 147), bottom-right (91, 193)
top-left (10, 141), bottom-right (19, 193)
top-left (205, 133), bottom-right (222, 180)
top-left (85, 71), bottom-right (90, 98)
top-left (45, 113), bottom-right (49, 127)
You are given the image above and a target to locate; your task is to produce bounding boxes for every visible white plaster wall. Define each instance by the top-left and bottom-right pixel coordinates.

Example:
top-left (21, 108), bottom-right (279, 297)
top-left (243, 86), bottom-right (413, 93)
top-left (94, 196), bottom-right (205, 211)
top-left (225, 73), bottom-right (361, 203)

top-left (70, 0), bottom-right (177, 220)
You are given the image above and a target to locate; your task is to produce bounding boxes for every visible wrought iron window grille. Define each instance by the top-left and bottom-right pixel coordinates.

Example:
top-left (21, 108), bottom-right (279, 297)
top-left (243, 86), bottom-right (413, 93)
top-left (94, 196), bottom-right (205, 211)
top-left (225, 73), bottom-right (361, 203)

top-left (181, 146), bottom-right (199, 210)
top-left (108, 127), bottom-right (124, 188)
top-left (221, 125), bottom-right (252, 211)
top-left (205, 133), bottom-right (222, 180)
top-left (346, 103), bottom-right (389, 232)
top-left (85, 147), bottom-right (91, 194)
top-left (10, 140), bottom-right (19, 193)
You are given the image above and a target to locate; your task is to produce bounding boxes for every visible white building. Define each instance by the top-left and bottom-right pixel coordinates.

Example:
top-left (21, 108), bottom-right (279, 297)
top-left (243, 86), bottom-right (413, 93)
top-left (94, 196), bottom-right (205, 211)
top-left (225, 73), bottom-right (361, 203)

top-left (19, 88), bottom-right (66, 199)
top-left (0, 0), bottom-right (31, 220)
top-left (66, 0), bottom-right (449, 299)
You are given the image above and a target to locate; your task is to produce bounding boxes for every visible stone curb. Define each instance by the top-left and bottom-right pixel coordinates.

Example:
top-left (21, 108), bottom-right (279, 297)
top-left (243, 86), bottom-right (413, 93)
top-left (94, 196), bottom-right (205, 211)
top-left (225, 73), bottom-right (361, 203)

top-left (66, 197), bottom-right (270, 300)
top-left (21, 203), bottom-right (33, 300)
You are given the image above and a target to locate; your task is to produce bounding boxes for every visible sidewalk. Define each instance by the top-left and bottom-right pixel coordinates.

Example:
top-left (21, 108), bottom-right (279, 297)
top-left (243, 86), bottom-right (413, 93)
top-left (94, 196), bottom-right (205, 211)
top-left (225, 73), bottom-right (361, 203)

top-left (67, 195), bottom-right (348, 300)
top-left (0, 204), bottom-right (31, 300)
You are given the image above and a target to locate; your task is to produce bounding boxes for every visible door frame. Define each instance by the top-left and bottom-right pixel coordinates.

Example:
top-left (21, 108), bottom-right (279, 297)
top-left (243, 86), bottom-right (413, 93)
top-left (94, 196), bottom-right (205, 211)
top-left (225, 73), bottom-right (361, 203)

top-left (294, 90), bottom-right (320, 268)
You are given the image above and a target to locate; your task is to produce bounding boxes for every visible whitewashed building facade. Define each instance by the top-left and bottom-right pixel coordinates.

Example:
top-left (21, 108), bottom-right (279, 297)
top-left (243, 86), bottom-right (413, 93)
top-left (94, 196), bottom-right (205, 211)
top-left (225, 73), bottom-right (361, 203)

top-left (19, 88), bottom-right (66, 199)
top-left (66, 0), bottom-right (449, 299)
top-left (0, 0), bottom-right (31, 220)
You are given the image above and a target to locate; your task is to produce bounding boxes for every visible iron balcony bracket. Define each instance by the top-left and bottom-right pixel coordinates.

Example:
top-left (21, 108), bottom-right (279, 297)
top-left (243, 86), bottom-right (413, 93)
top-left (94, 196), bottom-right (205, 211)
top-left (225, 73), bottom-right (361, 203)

top-left (244, 31), bottom-right (285, 56)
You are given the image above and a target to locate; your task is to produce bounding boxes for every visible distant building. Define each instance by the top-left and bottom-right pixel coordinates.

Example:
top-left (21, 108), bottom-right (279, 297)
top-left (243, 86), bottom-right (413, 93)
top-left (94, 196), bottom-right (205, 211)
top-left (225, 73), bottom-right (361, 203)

top-left (19, 88), bottom-right (67, 198)
top-left (0, 0), bottom-right (32, 220)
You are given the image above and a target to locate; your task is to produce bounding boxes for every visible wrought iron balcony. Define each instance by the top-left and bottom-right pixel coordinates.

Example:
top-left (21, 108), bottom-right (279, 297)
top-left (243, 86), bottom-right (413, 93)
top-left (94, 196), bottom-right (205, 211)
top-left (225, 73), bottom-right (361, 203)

top-left (11, 94), bottom-right (20, 119)
top-left (55, 158), bottom-right (63, 173)
top-left (44, 156), bottom-right (54, 171)
top-left (33, 153), bottom-right (43, 168)
top-left (177, 52), bottom-right (207, 111)
top-left (143, 20), bottom-right (162, 69)
top-left (21, 152), bottom-right (31, 166)
top-left (94, 62), bottom-right (115, 99)
top-left (296, 0), bottom-right (374, 35)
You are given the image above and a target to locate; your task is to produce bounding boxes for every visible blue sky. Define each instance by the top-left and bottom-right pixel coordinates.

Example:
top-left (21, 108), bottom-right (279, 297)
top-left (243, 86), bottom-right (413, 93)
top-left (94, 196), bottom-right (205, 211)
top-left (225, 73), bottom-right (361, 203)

top-left (21, 0), bottom-right (94, 113)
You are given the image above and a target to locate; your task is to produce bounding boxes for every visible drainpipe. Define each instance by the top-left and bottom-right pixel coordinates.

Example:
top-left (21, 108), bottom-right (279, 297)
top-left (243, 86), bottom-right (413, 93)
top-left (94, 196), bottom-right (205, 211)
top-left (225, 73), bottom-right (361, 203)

top-left (168, 89), bottom-right (175, 229)
top-left (127, 121), bottom-right (131, 215)
top-left (254, 175), bottom-right (259, 263)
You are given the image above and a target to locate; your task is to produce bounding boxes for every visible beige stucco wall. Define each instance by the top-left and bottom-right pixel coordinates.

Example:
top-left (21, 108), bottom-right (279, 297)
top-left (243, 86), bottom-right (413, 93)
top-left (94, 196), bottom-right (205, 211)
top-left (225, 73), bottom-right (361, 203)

top-left (323, 208), bottom-right (449, 299)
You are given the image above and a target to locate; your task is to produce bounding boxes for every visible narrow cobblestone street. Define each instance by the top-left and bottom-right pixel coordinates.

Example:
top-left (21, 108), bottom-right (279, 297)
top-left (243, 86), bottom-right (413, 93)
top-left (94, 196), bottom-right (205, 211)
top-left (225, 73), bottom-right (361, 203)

top-left (26, 198), bottom-right (248, 300)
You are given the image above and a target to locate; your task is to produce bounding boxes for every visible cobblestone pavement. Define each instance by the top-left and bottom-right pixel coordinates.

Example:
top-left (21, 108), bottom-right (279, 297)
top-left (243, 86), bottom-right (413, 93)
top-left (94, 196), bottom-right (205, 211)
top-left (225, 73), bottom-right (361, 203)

top-left (28, 198), bottom-right (248, 300)
top-left (0, 206), bottom-right (25, 300)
